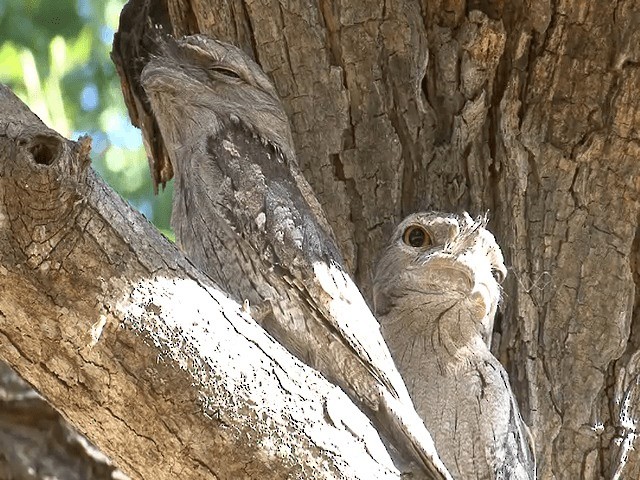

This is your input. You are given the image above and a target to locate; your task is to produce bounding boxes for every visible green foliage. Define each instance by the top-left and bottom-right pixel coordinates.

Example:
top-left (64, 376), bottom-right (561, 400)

top-left (0, 0), bottom-right (174, 239)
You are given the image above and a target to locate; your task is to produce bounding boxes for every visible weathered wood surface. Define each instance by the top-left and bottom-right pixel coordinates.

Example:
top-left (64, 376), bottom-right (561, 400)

top-left (0, 84), bottom-right (407, 479)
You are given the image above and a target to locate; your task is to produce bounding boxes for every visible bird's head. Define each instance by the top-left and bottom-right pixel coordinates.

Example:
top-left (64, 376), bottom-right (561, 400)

top-left (373, 212), bottom-right (506, 340)
top-left (140, 34), bottom-right (295, 166)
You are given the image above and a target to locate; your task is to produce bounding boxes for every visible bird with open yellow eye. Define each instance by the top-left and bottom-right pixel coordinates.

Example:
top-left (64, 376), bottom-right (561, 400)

top-left (373, 212), bottom-right (534, 480)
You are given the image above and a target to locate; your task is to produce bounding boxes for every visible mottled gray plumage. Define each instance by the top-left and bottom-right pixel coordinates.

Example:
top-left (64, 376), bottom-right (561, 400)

top-left (374, 212), bottom-right (535, 479)
top-left (139, 34), bottom-right (451, 478)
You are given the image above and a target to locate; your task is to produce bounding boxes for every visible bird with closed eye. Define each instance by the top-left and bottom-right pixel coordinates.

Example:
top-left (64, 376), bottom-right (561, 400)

top-left (374, 212), bottom-right (535, 480)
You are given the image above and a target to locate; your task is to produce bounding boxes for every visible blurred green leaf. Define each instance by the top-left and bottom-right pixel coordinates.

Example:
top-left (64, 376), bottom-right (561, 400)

top-left (67, 27), bottom-right (93, 66)
top-left (0, 42), bottom-right (23, 82)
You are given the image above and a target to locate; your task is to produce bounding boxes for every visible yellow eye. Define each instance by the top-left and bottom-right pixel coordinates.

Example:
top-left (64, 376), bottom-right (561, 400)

top-left (402, 225), bottom-right (432, 248)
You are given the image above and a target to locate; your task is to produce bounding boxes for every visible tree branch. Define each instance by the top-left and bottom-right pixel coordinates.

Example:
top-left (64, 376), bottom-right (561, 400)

top-left (0, 84), bottom-right (403, 479)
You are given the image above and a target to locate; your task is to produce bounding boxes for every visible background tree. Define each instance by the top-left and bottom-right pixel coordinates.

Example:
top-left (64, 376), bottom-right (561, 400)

top-left (1, 0), bottom-right (640, 479)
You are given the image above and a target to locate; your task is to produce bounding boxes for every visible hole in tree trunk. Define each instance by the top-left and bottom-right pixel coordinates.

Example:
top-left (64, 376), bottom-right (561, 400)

top-left (29, 136), bottom-right (60, 166)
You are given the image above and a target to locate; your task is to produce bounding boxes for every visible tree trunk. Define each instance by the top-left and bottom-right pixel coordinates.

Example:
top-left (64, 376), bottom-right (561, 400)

top-left (2, 0), bottom-right (640, 478)
top-left (111, 0), bottom-right (639, 478)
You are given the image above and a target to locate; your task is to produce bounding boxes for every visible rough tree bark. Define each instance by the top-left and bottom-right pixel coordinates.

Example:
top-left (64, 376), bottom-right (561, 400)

top-left (108, 0), bottom-right (638, 478)
top-left (1, 0), bottom-right (640, 478)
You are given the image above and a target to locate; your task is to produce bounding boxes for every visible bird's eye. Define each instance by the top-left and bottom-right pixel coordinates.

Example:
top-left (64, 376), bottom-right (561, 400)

top-left (209, 66), bottom-right (241, 79)
top-left (492, 268), bottom-right (506, 284)
top-left (402, 225), bottom-right (432, 248)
